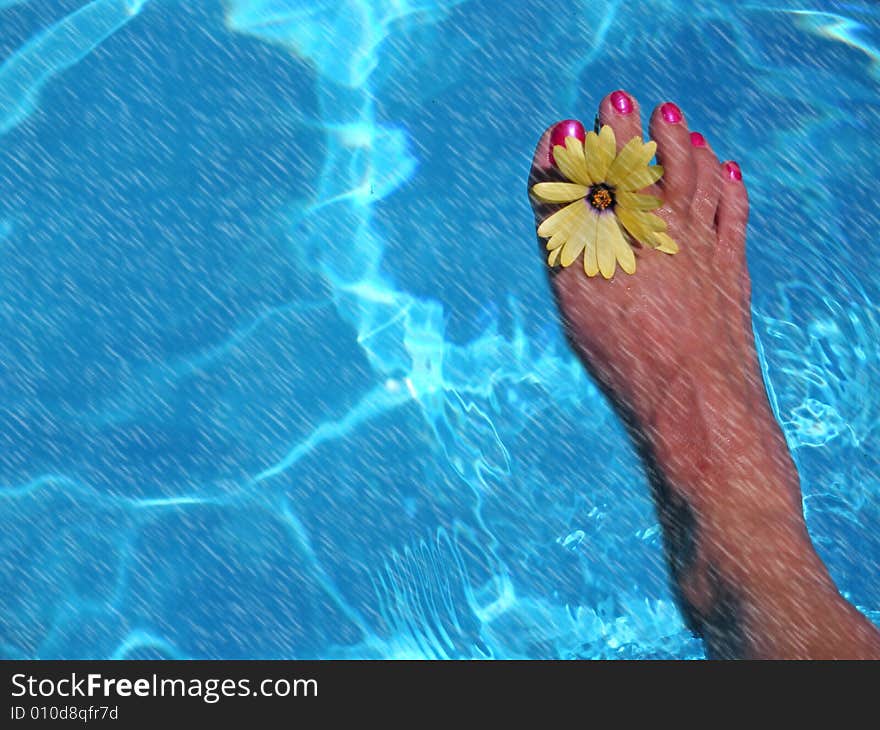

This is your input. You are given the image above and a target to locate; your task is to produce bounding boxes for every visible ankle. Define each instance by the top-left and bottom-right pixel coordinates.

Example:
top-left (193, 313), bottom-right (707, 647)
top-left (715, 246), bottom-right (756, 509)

top-left (641, 359), bottom-right (801, 520)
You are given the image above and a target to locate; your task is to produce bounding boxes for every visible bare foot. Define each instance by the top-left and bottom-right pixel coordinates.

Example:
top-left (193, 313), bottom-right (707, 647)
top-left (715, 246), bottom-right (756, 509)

top-left (528, 91), bottom-right (880, 658)
top-left (527, 91), bottom-right (798, 522)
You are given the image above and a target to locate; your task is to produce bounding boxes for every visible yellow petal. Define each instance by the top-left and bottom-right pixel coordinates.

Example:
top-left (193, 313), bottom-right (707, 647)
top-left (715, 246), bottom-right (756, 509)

top-left (537, 199), bottom-right (584, 238)
top-left (546, 228), bottom-right (568, 251)
top-left (583, 211), bottom-right (599, 277)
top-left (632, 211), bottom-right (666, 232)
top-left (548, 246), bottom-right (562, 266)
top-left (654, 232), bottom-right (680, 254)
top-left (615, 206), bottom-right (654, 244)
top-left (552, 150), bottom-right (591, 188)
top-left (559, 212), bottom-right (589, 267)
top-left (604, 137), bottom-right (642, 185)
top-left (583, 132), bottom-right (602, 182)
top-left (616, 191), bottom-right (663, 211)
top-left (531, 182), bottom-right (589, 203)
top-left (597, 125), bottom-right (616, 174)
top-left (616, 164), bottom-right (664, 192)
top-left (565, 135), bottom-right (588, 163)
top-left (596, 215), bottom-right (617, 279)
top-left (606, 138), bottom-right (656, 188)
top-left (552, 137), bottom-right (592, 186)
top-left (605, 215), bottom-right (636, 274)
top-left (551, 146), bottom-right (581, 185)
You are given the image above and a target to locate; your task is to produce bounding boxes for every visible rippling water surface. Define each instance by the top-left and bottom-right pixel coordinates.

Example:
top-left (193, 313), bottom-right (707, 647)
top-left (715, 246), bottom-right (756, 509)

top-left (1, 0), bottom-right (878, 659)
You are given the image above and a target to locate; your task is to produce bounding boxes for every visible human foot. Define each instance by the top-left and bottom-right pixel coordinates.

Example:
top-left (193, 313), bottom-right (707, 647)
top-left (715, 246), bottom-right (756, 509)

top-left (527, 90), bottom-right (798, 518)
top-left (529, 92), bottom-right (880, 658)
top-left (529, 93), bottom-right (754, 412)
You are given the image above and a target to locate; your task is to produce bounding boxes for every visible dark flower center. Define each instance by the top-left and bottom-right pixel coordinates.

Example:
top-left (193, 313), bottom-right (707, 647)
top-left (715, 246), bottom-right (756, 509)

top-left (588, 183), bottom-right (615, 211)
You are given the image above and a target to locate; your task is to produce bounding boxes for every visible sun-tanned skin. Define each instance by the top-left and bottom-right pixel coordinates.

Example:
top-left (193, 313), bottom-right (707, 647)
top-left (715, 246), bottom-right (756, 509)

top-left (529, 90), bottom-right (880, 659)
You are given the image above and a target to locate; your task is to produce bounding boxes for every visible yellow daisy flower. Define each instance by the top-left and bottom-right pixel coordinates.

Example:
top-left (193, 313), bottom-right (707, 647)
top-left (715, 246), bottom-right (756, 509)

top-left (530, 124), bottom-right (679, 279)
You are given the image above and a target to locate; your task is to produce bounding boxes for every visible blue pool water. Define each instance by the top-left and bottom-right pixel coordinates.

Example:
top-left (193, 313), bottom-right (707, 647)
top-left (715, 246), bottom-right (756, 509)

top-left (0, 0), bottom-right (878, 659)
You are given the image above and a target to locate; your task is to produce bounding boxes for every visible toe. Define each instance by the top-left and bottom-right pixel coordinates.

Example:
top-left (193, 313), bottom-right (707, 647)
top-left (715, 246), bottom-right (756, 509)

top-left (597, 89), bottom-right (643, 152)
top-left (528, 119), bottom-right (586, 219)
top-left (530, 121), bottom-right (576, 182)
top-left (528, 119), bottom-right (586, 188)
top-left (649, 101), bottom-right (696, 208)
top-left (688, 131), bottom-right (722, 228)
top-left (714, 160), bottom-right (748, 271)
top-left (714, 160), bottom-right (754, 350)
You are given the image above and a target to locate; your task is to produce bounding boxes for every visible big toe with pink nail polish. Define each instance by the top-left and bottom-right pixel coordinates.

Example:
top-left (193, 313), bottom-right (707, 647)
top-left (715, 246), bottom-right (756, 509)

top-left (548, 119), bottom-right (586, 165)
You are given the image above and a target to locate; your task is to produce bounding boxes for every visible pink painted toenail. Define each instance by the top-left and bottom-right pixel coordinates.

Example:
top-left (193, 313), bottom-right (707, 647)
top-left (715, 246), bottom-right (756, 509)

top-left (689, 131), bottom-right (706, 147)
top-left (610, 90), bottom-right (633, 115)
top-left (549, 119), bottom-right (586, 165)
top-left (660, 102), bottom-right (683, 124)
top-left (724, 161), bottom-right (742, 181)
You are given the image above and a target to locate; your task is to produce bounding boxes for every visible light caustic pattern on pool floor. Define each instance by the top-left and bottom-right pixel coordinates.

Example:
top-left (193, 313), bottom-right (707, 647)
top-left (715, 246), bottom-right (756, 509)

top-left (0, 0), bottom-right (879, 659)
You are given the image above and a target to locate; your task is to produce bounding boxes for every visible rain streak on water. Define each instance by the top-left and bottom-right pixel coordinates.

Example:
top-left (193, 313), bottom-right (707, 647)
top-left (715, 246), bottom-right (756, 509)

top-left (0, 0), bottom-right (878, 659)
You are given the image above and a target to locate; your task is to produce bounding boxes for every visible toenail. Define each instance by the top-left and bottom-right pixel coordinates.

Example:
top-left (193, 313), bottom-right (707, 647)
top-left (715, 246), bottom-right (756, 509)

top-left (724, 161), bottom-right (743, 181)
top-left (689, 131), bottom-right (706, 147)
top-left (660, 102), bottom-right (683, 124)
top-left (610, 90), bottom-right (633, 115)
top-left (549, 119), bottom-right (586, 165)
